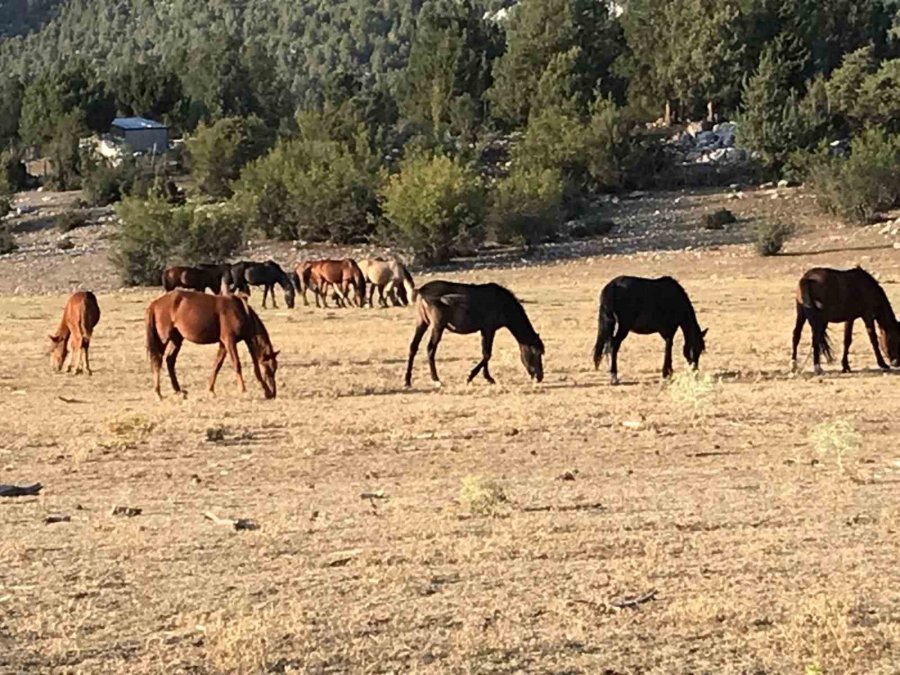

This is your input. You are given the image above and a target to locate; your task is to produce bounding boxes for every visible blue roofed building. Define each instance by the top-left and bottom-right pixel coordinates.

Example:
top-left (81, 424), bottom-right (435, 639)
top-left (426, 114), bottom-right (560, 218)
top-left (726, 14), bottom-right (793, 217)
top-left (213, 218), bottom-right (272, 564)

top-left (109, 117), bottom-right (169, 154)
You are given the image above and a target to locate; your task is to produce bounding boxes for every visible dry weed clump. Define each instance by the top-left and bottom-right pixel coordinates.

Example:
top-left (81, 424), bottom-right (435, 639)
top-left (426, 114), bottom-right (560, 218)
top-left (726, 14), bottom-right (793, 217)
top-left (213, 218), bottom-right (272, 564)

top-left (459, 475), bottom-right (508, 516)
top-left (779, 594), bottom-right (854, 674)
top-left (809, 420), bottom-right (861, 473)
top-left (667, 370), bottom-right (718, 412)
top-left (107, 414), bottom-right (155, 438)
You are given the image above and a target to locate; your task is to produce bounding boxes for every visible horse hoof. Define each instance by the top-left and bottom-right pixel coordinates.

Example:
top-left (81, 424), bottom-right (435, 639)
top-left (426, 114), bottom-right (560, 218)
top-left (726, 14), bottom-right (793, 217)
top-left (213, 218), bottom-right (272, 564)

top-left (610, 376), bottom-right (620, 386)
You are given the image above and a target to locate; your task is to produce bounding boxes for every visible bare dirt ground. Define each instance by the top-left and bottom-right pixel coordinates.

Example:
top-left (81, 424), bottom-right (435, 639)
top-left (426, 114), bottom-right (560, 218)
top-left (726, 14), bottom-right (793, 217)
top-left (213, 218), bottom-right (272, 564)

top-left (2, 187), bottom-right (900, 674)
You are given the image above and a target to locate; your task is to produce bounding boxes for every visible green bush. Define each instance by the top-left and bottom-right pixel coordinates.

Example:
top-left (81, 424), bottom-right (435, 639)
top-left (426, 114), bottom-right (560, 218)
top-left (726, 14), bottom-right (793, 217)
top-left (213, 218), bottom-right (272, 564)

top-left (81, 159), bottom-right (143, 206)
top-left (808, 128), bottom-right (900, 223)
top-left (0, 226), bottom-right (16, 254)
top-left (381, 151), bottom-right (485, 264)
top-left (235, 123), bottom-right (380, 243)
top-left (488, 167), bottom-right (564, 246)
top-left (755, 221), bottom-right (792, 256)
top-left (0, 150), bottom-right (27, 194)
top-left (701, 208), bottom-right (737, 230)
top-left (55, 211), bottom-right (87, 232)
top-left (0, 196), bottom-right (10, 218)
top-left (187, 115), bottom-right (274, 199)
top-left (111, 195), bottom-right (244, 285)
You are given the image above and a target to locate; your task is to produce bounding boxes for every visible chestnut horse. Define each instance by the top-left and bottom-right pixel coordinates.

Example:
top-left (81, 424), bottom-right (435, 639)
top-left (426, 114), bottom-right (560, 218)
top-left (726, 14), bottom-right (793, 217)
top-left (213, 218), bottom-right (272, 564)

top-left (145, 290), bottom-right (279, 399)
top-left (295, 259), bottom-right (366, 308)
top-left (792, 266), bottom-right (900, 375)
top-left (49, 291), bottom-right (101, 375)
top-left (404, 281), bottom-right (544, 387)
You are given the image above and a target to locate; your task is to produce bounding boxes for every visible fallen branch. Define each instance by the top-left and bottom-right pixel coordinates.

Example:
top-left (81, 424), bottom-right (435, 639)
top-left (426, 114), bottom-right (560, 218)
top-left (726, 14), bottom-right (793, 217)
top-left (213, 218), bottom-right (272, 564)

top-left (521, 501), bottom-right (605, 513)
top-left (44, 513), bottom-right (70, 524)
top-left (0, 483), bottom-right (43, 498)
top-left (360, 491), bottom-right (387, 500)
top-left (203, 511), bottom-right (259, 531)
top-left (611, 589), bottom-right (657, 610)
top-left (111, 506), bottom-right (143, 517)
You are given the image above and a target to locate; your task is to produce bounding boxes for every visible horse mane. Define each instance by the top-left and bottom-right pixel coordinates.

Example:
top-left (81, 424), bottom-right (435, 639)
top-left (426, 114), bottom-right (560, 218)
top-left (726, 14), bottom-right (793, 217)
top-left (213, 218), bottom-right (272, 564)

top-left (243, 302), bottom-right (273, 356)
top-left (856, 266), bottom-right (898, 326)
top-left (487, 283), bottom-right (541, 346)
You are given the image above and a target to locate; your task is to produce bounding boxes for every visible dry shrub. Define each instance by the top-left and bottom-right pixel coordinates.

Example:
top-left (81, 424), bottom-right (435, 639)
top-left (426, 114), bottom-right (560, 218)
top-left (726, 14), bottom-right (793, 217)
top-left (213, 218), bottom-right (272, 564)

top-left (779, 594), bottom-right (854, 674)
top-left (701, 208), bottom-right (737, 230)
top-left (107, 414), bottom-right (155, 441)
top-left (459, 475), bottom-right (507, 516)
top-left (809, 420), bottom-right (861, 473)
top-left (667, 371), bottom-right (717, 412)
top-left (756, 221), bottom-right (792, 256)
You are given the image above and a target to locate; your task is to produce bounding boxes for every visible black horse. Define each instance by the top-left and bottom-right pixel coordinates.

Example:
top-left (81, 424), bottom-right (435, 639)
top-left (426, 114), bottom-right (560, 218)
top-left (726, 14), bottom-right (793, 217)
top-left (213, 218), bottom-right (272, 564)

top-left (404, 281), bottom-right (544, 387)
top-left (592, 276), bottom-right (707, 384)
top-left (163, 264), bottom-right (239, 295)
top-left (229, 261), bottom-right (295, 309)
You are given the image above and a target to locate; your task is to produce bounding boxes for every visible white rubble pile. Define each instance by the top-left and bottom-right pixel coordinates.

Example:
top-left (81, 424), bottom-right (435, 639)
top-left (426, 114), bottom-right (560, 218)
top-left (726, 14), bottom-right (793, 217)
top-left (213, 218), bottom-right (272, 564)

top-left (668, 122), bottom-right (753, 166)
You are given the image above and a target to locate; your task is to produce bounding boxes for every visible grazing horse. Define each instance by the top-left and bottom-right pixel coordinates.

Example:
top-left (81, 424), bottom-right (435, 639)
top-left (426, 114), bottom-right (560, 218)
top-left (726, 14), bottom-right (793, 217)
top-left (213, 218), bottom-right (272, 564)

top-left (404, 281), bottom-right (544, 387)
top-left (229, 260), bottom-right (295, 309)
top-left (297, 259), bottom-right (366, 308)
top-left (162, 265), bottom-right (234, 294)
top-left (145, 290), bottom-right (279, 399)
top-left (359, 258), bottom-right (417, 308)
top-left (592, 276), bottom-right (707, 384)
top-left (49, 291), bottom-right (101, 375)
top-left (792, 266), bottom-right (900, 375)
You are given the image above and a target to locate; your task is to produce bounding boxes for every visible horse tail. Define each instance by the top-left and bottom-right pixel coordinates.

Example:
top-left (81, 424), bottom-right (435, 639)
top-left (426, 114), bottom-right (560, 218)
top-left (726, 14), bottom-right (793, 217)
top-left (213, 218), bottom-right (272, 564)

top-left (290, 271), bottom-right (301, 291)
top-left (402, 266), bottom-right (417, 303)
top-left (145, 304), bottom-right (164, 368)
top-left (592, 285), bottom-right (616, 369)
top-left (799, 277), bottom-right (833, 363)
top-left (352, 261), bottom-right (366, 304)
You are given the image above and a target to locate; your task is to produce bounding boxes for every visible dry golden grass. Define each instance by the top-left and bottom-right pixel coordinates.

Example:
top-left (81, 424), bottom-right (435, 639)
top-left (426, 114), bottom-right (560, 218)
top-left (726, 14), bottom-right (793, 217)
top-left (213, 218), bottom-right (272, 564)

top-left (2, 220), bottom-right (900, 673)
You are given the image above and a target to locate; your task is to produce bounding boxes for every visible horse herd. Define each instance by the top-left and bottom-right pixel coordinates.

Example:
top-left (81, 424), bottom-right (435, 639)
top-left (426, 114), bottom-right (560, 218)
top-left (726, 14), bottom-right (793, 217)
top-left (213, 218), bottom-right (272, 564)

top-left (46, 261), bottom-right (900, 400)
top-left (161, 258), bottom-right (416, 311)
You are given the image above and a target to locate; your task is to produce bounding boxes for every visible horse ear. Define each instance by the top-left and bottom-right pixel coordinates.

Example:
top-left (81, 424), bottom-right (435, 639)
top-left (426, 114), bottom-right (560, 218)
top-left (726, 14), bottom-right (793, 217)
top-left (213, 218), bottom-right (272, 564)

top-left (273, 350), bottom-right (280, 358)
top-left (701, 328), bottom-right (709, 339)
top-left (48, 334), bottom-right (60, 343)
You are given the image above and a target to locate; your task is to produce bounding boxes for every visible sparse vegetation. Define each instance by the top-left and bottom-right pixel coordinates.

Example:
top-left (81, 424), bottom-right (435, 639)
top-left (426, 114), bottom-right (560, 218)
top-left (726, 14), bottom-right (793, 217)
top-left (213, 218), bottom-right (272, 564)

top-left (55, 211), bottom-right (86, 232)
top-left (755, 221), bottom-right (792, 256)
top-left (809, 420), bottom-right (862, 473)
top-left (701, 208), bottom-right (736, 230)
top-left (0, 225), bottom-right (15, 254)
top-left (459, 475), bottom-right (507, 516)
top-left (668, 370), bottom-right (718, 412)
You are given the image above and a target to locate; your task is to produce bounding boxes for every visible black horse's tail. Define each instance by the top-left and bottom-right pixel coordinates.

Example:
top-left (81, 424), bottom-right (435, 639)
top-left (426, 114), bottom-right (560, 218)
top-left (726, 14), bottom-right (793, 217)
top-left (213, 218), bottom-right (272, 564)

top-left (593, 285), bottom-right (616, 369)
top-left (799, 277), bottom-right (833, 362)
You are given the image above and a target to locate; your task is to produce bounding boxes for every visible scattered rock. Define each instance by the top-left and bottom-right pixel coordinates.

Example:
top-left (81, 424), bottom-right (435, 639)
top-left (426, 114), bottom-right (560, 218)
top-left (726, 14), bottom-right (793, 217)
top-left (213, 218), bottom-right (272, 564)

top-left (323, 549), bottom-right (363, 567)
top-left (0, 482), bottom-right (43, 497)
top-left (44, 513), bottom-right (71, 524)
top-left (556, 470), bottom-right (578, 481)
top-left (110, 505), bottom-right (143, 517)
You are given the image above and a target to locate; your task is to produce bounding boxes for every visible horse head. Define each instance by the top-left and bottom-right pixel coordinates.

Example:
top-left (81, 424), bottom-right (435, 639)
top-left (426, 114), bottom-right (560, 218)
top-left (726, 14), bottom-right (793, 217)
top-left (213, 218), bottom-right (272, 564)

top-left (258, 347), bottom-right (279, 399)
top-left (880, 321), bottom-right (900, 367)
top-left (48, 334), bottom-right (67, 371)
top-left (519, 335), bottom-right (545, 383)
top-left (684, 327), bottom-right (708, 369)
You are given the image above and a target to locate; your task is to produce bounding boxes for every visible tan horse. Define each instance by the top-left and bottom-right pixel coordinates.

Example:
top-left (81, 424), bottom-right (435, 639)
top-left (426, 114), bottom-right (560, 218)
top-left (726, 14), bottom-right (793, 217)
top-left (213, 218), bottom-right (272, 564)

top-left (358, 258), bottom-right (417, 308)
top-left (145, 290), bottom-right (279, 399)
top-left (49, 291), bottom-right (101, 375)
top-left (295, 259), bottom-right (366, 308)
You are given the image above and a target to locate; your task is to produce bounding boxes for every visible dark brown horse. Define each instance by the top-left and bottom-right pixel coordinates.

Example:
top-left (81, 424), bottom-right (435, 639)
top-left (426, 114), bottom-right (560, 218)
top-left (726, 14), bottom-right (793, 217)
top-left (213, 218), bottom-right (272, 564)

top-left (49, 291), bottom-right (101, 375)
top-left (404, 281), bottom-right (544, 387)
top-left (593, 276), bottom-right (707, 384)
top-left (161, 265), bottom-right (233, 294)
top-left (296, 259), bottom-right (366, 308)
top-left (792, 266), bottom-right (900, 375)
top-left (145, 290), bottom-right (279, 399)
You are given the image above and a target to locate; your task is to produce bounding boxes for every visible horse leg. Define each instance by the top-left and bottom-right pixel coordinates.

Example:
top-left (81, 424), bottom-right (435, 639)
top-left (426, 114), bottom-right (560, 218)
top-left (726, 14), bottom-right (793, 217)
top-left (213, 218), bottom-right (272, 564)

top-left (270, 285), bottom-right (278, 308)
top-left (150, 340), bottom-right (165, 400)
top-left (378, 284), bottom-right (387, 308)
top-left (225, 338), bottom-right (247, 393)
top-left (610, 328), bottom-right (629, 385)
top-left (662, 335), bottom-right (674, 379)
top-left (810, 318), bottom-right (824, 376)
top-left (82, 338), bottom-right (92, 376)
top-left (864, 317), bottom-right (890, 370)
top-left (841, 321), bottom-right (853, 373)
top-left (208, 343), bottom-right (227, 395)
top-left (791, 303), bottom-right (805, 372)
top-left (426, 324), bottom-right (446, 385)
top-left (468, 330), bottom-right (496, 385)
top-left (404, 322), bottom-right (428, 387)
top-left (165, 336), bottom-right (184, 395)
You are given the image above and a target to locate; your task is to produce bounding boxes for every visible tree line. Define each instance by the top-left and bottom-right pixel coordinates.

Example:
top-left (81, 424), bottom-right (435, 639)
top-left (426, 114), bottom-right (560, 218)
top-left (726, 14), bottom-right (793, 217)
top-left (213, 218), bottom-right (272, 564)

top-left (1, 0), bottom-right (899, 279)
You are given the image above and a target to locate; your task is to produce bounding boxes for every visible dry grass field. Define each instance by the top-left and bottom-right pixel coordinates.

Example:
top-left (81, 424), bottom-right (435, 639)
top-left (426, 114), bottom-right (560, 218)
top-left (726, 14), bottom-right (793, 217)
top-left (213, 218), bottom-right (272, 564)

top-left (2, 196), bottom-right (900, 673)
